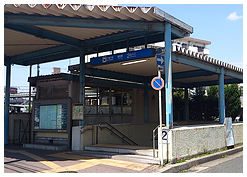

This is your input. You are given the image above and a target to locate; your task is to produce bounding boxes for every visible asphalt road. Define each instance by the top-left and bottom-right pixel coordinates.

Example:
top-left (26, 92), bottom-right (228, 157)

top-left (184, 151), bottom-right (243, 173)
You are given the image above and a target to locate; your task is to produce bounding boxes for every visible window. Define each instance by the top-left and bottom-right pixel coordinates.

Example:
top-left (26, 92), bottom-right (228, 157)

top-left (111, 89), bottom-right (122, 114)
top-left (98, 88), bottom-right (110, 114)
top-left (85, 87), bottom-right (98, 114)
top-left (84, 87), bottom-right (133, 115)
top-left (122, 89), bottom-right (132, 114)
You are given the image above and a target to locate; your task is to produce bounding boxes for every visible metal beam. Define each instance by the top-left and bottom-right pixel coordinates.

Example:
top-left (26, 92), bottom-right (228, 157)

top-left (173, 70), bottom-right (214, 80)
top-left (165, 23), bottom-right (173, 129)
top-left (69, 66), bottom-right (145, 83)
top-left (17, 50), bottom-right (80, 66)
top-left (85, 31), bottom-right (154, 48)
top-left (172, 53), bottom-right (243, 81)
top-left (186, 78), bottom-right (242, 88)
top-left (144, 78), bottom-right (149, 122)
top-left (5, 14), bottom-right (166, 31)
top-left (8, 45), bottom-right (76, 64)
top-left (172, 53), bottom-right (221, 74)
top-left (5, 24), bottom-right (83, 47)
top-left (4, 63), bottom-right (11, 144)
top-left (79, 50), bottom-right (85, 126)
top-left (218, 68), bottom-right (225, 124)
top-left (85, 77), bottom-right (144, 89)
top-left (224, 69), bottom-right (243, 81)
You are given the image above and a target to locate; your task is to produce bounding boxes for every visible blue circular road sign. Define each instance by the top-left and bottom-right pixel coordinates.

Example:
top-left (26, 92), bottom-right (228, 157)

top-left (151, 77), bottom-right (164, 90)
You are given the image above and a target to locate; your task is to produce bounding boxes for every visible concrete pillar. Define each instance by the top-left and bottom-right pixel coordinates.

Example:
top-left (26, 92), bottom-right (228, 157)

top-left (184, 87), bottom-right (189, 121)
top-left (4, 63), bottom-right (11, 144)
top-left (79, 49), bottom-right (85, 126)
top-left (219, 67), bottom-right (225, 124)
top-left (165, 23), bottom-right (173, 128)
top-left (144, 78), bottom-right (149, 123)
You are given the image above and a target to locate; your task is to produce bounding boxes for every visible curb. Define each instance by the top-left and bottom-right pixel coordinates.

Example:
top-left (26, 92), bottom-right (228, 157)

top-left (156, 146), bottom-right (243, 173)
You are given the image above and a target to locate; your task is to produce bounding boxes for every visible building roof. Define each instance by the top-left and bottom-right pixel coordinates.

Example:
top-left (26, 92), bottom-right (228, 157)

top-left (176, 37), bottom-right (211, 45)
top-left (5, 4), bottom-right (193, 32)
top-left (4, 4), bottom-right (193, 66)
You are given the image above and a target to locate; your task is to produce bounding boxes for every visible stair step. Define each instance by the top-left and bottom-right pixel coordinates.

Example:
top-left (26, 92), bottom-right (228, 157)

top-left (84, 144), bottom-right (158, 157)
top-left (23, 143), bottom-right (67, 151)
top-left (69, 150), bottom-right (160, 164)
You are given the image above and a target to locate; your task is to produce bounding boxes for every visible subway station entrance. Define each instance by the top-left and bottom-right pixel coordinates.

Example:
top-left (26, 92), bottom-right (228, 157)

top-left (4, 4), bottom-right (243, 163)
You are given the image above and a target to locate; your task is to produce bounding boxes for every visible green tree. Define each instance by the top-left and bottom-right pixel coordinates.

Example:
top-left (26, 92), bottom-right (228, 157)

top-left (224, 84), bottom-right (242, 120)
top-left (189, 87), bottom-right (206, 121)
top-left (206, 86), bottom-right (219, 120)
top-left (173, 88), bottom-right (184, 121)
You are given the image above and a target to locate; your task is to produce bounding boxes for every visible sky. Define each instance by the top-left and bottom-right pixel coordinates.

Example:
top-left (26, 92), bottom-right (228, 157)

top-left (3, 3), bottom-right (244, 92)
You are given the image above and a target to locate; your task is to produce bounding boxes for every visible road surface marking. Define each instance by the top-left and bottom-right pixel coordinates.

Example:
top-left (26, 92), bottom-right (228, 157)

top-left (5, 149), bottom-right (61, 169)
top-left (6, 149), bottom-right (150, 173)
top-left (38, 159), bottom-right (101, 173)
top-left (48, 152), bottom-right (93, 161)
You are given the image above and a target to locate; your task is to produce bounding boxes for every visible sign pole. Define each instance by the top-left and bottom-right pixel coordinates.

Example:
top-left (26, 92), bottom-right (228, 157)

top-left (158, 69), bottom-right (163, 166)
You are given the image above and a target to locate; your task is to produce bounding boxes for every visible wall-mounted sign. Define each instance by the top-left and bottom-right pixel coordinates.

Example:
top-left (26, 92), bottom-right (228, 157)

top-left (224, 117), bottom-right (235, 147)
top-left (34, 104), bottom-right (67, 130)
top-left (72, 103), bottom-right (84, 120)
top-left (90, 48), bottom-right (155, 65)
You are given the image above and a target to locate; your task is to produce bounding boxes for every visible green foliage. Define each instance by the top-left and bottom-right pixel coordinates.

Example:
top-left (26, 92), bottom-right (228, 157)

top-left (173, 88), bottom-right (185, 121)
top-left (206, 86), bottom-right (219, 119)
top-left (224, 84), bottom-right (242, 119)
top-left (172, 84), bottom-right (242, 121)
top-left (189, 87), bottom-right (206, 121)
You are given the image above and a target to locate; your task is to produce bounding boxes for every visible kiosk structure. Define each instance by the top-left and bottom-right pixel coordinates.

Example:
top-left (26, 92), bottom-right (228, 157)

top-left (4, 4), bottom-right (243, 163)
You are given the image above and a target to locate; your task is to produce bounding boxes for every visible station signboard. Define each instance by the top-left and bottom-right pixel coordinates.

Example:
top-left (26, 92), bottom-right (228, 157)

top-left (90, 48), bottom-right (155, 66)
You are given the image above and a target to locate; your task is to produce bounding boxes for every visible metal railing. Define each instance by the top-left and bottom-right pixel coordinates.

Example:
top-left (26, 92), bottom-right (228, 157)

top-left (152, 125), bottom-right (160, 157)
top-left (98, 122), bottom-right (138, 146)
top-left (79, 123), bottom-right (94, 150)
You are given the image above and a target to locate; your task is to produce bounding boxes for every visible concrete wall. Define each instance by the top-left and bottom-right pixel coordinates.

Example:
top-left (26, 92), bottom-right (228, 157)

top-left (72, 123), bottom-right (158, 150)
top-left (98, 123), bottom-right (157, 146)
top-left (162, 123), bottom-right (243, 163)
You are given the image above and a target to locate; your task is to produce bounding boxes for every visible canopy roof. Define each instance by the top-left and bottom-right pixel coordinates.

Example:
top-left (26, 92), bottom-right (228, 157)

top-left (4, 4), bottom-right (243, 88)
top-left (4, 4), bottom-right (192, 66)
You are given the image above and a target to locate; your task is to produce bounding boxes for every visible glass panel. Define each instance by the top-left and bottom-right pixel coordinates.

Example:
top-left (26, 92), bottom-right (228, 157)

top-left (123, 89), bottom-right (132, 114)
top-left (98, 88), bottom-right (109, 114)
top-left (111, 89), bottom-right (122, 114)
top-left (85, 87), bottom-right (97, 114)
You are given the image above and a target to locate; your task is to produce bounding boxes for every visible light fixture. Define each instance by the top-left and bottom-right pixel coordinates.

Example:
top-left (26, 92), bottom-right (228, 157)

top-left (122, 59), bottom-right (147, 66)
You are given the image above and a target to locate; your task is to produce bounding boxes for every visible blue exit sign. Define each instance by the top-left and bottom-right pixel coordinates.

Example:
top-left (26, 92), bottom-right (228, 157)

top-left (90, 48), bottom-right (155, 66)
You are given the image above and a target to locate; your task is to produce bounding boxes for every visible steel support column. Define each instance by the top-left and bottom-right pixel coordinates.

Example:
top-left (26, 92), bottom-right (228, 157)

top-left (219, 67), bottom-right (225, 124)
top-left (79, 49), bottom-right (85, 126)
top-left (144, 78), bottom-right (149, 123)
top-left (184, 87), bottom-right (189, 121)
top-left (165, 23), bottom-right (173, 128)
top-left (4, 63), bottom-right (11, 144)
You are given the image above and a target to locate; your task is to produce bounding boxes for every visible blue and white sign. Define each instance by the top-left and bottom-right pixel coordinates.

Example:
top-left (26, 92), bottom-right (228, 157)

top-left (90, 48), bottom-right (155, 66)
top-left (156, 54), bottom-right (165, 66)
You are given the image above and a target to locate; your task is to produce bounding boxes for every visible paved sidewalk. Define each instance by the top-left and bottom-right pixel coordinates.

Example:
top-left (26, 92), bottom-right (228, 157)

top-left (4, 144), bottom-right (243, 173)
top-left (155, 145), bottom-right (243, 173)
top-left (4, 144), bottom-right (162, 173)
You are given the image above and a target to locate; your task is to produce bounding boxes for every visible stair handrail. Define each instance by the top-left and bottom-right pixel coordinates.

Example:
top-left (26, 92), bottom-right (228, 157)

top-left (152, 125), bottom-right (160, 158)
top-left (98, 122), bottom-right (138, 146)
top-left (79, 123), bottom-right (94, 150)
top-left (80, 123), bottom-right (94, 134)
